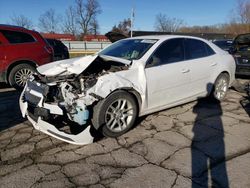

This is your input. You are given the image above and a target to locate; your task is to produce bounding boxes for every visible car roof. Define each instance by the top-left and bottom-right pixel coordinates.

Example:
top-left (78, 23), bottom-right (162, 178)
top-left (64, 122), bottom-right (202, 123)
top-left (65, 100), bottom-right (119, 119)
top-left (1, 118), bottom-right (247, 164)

top-left (128, 34), bottom-right (226, 55)
top-left (0, 24), bottom-right (30, 32)
top-left (131, 35), bottom-right (208, 41)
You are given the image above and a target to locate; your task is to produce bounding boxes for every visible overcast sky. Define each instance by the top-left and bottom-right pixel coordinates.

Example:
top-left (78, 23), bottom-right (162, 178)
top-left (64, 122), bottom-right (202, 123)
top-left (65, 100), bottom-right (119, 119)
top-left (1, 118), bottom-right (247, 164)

top-left (0, 0), bottom-right (238, 34)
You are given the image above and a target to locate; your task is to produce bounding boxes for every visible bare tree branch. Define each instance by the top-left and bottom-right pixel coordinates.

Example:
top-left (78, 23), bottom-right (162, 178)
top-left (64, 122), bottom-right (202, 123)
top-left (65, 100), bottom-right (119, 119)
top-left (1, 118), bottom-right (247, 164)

top-left (236, 0), bottom-right (250, 24)
top-left (39, 9), bottom-right (61, 33)
top-left (230, 0), bottom-right (250, 24)
top-left (10, 14), bottom-right (33, 29)
top-left (111, 18), bottom-right (131, 35)
top-left (225, 0), bottom-right (250, 34)
top-left (154, 13), bottom-right (184, 32)
top-left (75, 0), bottom-right (101, 35)
top-left (89, 17), bottom-right (100, 35)
top-left (63, 6), bottom-right (79, 35)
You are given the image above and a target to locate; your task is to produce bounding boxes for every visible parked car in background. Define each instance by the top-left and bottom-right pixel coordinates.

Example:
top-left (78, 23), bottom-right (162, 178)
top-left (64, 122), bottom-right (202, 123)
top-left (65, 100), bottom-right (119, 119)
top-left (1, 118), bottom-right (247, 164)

top-left (20, 35), bottom-right (235, 145)
top-left (230, 33), bottom-right (250, 76)
top-left (0, 25), bottom-right (53, 89)
top-left (212, 39), bottom-right (233, 52)
top-left (45, 38), bottom-right (69, 61)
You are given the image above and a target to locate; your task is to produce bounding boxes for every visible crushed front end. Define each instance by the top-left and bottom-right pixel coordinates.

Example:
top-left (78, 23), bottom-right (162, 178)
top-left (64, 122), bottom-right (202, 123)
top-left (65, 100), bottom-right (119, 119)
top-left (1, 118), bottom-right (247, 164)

top-left (19, 74), bottom-right (95, 145)
top-left (19, 55), bottom-right (131, 145)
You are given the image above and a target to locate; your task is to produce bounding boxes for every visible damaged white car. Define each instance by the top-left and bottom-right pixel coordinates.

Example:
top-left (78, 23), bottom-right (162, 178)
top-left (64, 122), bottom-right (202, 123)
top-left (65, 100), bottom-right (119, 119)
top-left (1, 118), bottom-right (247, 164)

top-left (20, 35), bottom-right (236, 145)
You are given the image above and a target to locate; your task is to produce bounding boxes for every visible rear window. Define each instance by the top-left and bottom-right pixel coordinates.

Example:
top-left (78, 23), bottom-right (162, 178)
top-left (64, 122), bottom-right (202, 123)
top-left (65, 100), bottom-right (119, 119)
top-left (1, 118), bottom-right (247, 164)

top-left (0, 30), bottom-right (35, 44)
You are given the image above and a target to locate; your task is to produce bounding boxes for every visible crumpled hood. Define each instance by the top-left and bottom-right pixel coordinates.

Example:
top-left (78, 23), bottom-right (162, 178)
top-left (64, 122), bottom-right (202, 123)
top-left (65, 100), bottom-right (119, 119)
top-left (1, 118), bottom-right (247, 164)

top-left (37, 55), bottom-right (98, 77)
top-left (37, 54), bottom-right (131, 77)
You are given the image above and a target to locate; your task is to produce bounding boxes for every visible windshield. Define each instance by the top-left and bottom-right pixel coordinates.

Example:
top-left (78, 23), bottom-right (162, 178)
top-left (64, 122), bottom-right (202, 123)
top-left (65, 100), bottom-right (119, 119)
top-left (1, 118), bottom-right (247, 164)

top-left (99, 39), bottom-right (158, 60)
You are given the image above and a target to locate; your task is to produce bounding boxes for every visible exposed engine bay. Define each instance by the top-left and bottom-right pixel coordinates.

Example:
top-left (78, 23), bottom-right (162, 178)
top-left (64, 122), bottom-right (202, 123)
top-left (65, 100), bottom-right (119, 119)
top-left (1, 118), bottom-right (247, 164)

top-left (31, 55), bottom-right (130, 125)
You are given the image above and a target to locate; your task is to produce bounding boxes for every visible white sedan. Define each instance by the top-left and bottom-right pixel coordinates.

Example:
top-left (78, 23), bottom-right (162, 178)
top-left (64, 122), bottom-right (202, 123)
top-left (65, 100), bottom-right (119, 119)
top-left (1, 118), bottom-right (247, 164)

top-left (20, 35), bottom-right (236, 145)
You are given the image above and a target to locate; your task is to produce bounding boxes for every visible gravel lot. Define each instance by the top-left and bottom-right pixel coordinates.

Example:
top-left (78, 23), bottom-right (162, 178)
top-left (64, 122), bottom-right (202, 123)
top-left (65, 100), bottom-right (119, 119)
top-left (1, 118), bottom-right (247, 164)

top-left (0, 79), bottom-right (250, 188)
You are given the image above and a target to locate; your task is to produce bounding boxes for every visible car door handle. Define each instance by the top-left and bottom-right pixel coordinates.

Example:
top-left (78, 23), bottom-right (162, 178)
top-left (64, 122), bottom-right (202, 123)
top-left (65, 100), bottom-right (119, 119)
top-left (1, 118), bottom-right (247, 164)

top-left (211, 62), bottom-right (217, 67)
top-left (181, 69), bottom-right (190, 73)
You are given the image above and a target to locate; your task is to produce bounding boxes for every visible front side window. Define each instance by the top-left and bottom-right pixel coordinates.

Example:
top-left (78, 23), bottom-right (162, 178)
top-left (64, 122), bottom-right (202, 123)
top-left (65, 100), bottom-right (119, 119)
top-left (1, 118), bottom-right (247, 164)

top-left (0, 30), bottom-right (35, 44)
top-left (147, 38), bottom-right (185, 67)
top-left (185, 39), bottom-right (212, 60)
top-left (99, 39), bottom-right (158, 60)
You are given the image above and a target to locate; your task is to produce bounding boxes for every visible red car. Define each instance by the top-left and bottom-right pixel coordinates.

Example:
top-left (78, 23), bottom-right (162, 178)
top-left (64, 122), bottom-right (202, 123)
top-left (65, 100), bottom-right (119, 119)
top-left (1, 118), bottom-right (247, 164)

top-left (0, 24), bottom-right (53, 89)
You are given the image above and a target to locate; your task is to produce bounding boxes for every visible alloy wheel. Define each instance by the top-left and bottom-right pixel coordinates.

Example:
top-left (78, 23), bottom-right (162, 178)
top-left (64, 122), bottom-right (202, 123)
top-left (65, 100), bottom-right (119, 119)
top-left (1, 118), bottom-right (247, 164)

top-left (214, 77), bottom-right (228, 100)
top-left (105, 99), bottom-right (134, 132)
top-left (14, 68), bottom-right (33, 87)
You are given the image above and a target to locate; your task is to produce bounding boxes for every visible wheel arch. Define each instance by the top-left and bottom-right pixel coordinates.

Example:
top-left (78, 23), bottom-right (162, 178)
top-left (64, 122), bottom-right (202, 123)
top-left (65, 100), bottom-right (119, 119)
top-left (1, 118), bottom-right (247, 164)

top-left (6, 60), bottom-right (37, 83)
top-left (209, 71), bottom-right (230, 101)
top-left (220, 71), bottom-right (230, 78)
top-left (91, 87), bottom-right (142, 131)
top-left (117, 87), bottom-right (142, 111)
top-left (215, 71), bottom-right (230, 85)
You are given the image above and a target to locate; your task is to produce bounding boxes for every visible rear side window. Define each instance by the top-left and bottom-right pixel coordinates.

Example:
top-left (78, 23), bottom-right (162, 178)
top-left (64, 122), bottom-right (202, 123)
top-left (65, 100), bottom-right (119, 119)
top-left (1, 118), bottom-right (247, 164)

top-left (185, 39), bottom-right (214, 60)
top-left (206, 43), bottom-right (216, 56)
top-left (0, 30), bottom-right (35, 44)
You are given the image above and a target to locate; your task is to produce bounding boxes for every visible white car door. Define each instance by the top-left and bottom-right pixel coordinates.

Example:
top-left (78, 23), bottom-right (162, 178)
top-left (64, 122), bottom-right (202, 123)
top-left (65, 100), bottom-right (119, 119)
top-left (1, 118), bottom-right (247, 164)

top-left (145, 38), bottom-right (191, 110)
top-left (184, 39), bottom-right (217, 96)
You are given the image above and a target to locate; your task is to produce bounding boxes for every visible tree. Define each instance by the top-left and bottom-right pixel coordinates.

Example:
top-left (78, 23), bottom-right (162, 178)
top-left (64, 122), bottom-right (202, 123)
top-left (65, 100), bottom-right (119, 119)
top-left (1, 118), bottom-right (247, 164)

top-left (75, 0), bottom-right (101, 35)
top-left (227, 0), bottom-right (250, 34)
top-left (10, 14), bottom-right (33, 29)
top-left (154, 13), bottom-right (184, 32)
top-left (39, 9), bottom-right (61, 33)
top-left (235, 0), bottom-right (250, 24)
top-left (111, 18), bottom-right (131, 35)
top-left (89, 17), bottom-right (100, 35)
top-left (63, 6), bottom-right (79, 35)
top-left (179, 24), bottom-right (227, 34)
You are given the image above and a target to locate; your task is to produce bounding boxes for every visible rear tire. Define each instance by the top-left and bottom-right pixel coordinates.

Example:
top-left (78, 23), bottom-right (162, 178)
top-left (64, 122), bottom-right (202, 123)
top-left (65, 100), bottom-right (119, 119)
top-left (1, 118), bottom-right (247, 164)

top-left (211, 73), bottom-right (229, 101)
top-left (8, 64), bottom-right (35, 90)
top-left (92, 90), bottom-right (138, 137)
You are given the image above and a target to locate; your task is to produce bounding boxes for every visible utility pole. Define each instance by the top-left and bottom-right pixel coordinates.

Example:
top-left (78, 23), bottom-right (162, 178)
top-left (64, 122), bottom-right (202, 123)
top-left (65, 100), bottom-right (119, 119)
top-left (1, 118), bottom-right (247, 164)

top-left (131, 7), bottom-right (135, 37)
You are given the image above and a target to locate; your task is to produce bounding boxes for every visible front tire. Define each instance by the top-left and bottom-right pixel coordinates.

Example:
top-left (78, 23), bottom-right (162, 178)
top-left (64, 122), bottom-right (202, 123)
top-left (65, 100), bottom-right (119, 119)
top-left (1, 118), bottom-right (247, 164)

top-left (8, 64), bottom-right (35, 90)
top-left (212, 73), bottom-right (229, 101)
top-left (92, 90), bottom-right (138, 137)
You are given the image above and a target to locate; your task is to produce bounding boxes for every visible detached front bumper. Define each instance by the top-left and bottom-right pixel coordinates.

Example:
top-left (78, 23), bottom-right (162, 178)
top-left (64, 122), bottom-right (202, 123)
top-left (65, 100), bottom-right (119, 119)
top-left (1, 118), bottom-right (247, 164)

top-left (19, 83), bottom-right (94, 145)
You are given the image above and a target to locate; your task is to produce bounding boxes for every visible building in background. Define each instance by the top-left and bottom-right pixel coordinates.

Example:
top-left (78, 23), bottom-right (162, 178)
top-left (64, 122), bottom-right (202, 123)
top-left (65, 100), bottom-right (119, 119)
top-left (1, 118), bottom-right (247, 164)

top-left (82, 34), bottom-right (109, 42)
top-left (41, 33), bottom-right (109, 42)
top-left (41, 33), bottom-right (76, 41)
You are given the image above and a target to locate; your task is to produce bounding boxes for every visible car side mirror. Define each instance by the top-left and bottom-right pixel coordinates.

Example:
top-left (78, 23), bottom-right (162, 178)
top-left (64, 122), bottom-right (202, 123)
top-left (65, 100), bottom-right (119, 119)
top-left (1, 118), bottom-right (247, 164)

top-left (146, 56), bottom-right (161, 68)
top-left (146, 57), bottom-right (154, 67)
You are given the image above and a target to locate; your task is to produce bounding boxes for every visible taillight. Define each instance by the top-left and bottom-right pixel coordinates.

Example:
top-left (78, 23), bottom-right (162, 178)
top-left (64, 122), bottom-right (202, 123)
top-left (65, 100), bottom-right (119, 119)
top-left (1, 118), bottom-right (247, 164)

top-left (44, 45), bottom-right (54, 54)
